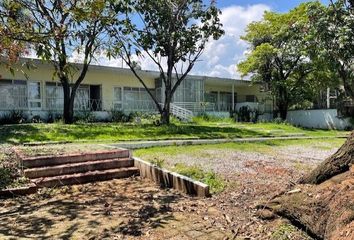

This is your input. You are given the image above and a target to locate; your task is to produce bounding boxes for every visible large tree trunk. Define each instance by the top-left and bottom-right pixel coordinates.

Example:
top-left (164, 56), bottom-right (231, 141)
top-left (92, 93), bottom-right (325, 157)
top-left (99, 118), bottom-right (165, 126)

top-left (160, 101), bottom-right (170, 125)
top-left (300, 131), bottom-right (354, 184)
top-left (62, 83), bottom-right (76, 124)
top-left (276, 100), bottom-right (288, 120)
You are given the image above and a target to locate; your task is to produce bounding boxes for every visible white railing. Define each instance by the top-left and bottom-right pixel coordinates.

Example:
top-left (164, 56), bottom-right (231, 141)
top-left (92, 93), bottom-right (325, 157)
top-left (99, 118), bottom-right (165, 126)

top-left (173, 102), bottom-right (216, 113)
top-left (170, 103), bottom-right (193, 121)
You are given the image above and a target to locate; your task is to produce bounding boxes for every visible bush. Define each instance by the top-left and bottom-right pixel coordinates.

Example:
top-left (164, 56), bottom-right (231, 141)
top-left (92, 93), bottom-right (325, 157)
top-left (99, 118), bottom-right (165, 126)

top-left (46, 111), bottom-right (63, 123)
top-left (31, 115), bottom-right (44, 123)
top-left (74, 111), bottom-right (96, 123)
top-left (110, 110), bottom-right (131, 123)
top-left (0, 110), bottom-right (26, 125)
top-left (193, 112), bottom-right (227, 123)
top-left (235, 106), bottom-right (259, 123)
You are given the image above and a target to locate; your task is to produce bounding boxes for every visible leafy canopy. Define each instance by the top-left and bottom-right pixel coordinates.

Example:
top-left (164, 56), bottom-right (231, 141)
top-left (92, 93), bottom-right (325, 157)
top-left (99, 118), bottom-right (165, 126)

top-left (238, 2), bottom-right (333, 116)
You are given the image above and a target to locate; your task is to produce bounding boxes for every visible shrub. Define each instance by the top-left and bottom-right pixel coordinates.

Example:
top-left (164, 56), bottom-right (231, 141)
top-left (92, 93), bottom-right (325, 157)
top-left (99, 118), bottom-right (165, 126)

top-left (47, 111), bottom-right (63, 123)
top-left (31, 115), bottom-right (43, 123)
top-left (236, 106), bottom-right (259, 123)
top-left (74, 111), bottom-right (96, 123)
top-left (0, 110), bottom-right (26, 125)
top-left (110, 110), bottom-right (131, 122)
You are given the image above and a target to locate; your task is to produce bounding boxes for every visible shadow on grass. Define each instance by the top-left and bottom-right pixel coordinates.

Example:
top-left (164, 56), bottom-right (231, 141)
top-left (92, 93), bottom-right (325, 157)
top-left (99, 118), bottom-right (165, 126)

top-left (0, 123), bottom-right (267, 144)
top-left (0, 179), bottom-right (183, 239)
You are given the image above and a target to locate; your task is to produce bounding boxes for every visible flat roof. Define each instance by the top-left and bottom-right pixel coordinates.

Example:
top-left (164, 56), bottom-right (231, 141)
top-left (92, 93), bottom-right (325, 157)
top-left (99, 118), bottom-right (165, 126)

top-left (18, 57), bottom-right (253, 85)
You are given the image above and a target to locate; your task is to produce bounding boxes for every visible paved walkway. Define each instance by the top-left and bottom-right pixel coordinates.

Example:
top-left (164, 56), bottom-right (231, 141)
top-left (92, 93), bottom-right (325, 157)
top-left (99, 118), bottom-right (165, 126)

top-left (105, 135), bottom-right (344, 149)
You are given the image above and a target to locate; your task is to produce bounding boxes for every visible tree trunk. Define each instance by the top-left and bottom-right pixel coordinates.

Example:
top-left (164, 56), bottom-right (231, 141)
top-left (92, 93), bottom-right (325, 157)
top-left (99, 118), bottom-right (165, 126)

top-left (62, 83), bottom-right (75, 124)
top-left (300, 131), bottom-right (354, 184)
top-left (276, 100), bottom-right (288, 120)
top-left (160, 101), bottom-right (170, 125)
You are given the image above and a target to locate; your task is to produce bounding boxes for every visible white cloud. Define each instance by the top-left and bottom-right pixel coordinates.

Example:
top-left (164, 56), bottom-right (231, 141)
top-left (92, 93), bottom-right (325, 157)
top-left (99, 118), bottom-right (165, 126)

top-left (192, 4), bottom-right (270, 79)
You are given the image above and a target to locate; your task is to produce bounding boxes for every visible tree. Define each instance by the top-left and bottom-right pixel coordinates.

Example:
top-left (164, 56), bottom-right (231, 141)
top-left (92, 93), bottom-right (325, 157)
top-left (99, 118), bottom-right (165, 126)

top-left (300, 0), bottom-right (354, 184)
top-left (109, 0), bottom-right (224, 124)
top-left (237, 3), bottom-right (323, 120)
top-left (307, 0), bottom-right (354, 106)
top-left (0, 0), bottom-right (126, 124)
top-left (0, 2), bottom-right (29, 69)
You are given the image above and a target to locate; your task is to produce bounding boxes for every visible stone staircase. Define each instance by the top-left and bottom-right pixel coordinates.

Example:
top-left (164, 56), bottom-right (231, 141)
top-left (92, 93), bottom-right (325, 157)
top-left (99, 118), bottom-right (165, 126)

top-left (22, 149), bottom-right (139, 188)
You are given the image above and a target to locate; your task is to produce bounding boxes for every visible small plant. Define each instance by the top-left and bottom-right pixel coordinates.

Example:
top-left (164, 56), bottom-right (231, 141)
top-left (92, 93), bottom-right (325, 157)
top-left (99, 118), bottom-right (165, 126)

top-left (31, 115), bottom-right (43, 123)
top-left (150, 158), bottom-right (165, 168)
top-left (74, 111), bottom-right (96, 123)
top-left (172, 163), bottom-right (226, 194)
top-left (47, 111), bottom-right (63, 123)
top-left (0, 110), bottom-right (26, 125)
top-left (110, 110), bottom-right (130, 122)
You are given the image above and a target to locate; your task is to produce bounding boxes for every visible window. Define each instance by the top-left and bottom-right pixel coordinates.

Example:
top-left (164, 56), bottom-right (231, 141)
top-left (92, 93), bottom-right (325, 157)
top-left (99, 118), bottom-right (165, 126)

top-left (0, 80), bottom-right (27, 110)
top-left (46, 82), bottom-right (63, 110)
top-left (246, 95), bottom-right (257, 102)
top-left (122, 87), bottom-right (156, 111)
top-left (45, 83), bottom-right (90, 110)
top-left (28, 82), bottom-right (41, 109)
top-left (113, 87), bottom-right (122, 110)
top-left (173, 78), bottom-right (204, 103)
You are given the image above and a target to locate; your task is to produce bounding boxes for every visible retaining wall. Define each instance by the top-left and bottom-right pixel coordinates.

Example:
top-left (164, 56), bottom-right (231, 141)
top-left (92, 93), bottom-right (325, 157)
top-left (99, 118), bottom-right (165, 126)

top-left (286, 109), bottom-right (352, 130)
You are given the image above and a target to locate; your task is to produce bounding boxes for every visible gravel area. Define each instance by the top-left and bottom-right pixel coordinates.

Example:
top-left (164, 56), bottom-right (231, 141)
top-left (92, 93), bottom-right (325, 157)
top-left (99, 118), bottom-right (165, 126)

top-left (148, 144), bottom-right (338, 180)
top-left (0, 139), bottom-right (344, 239)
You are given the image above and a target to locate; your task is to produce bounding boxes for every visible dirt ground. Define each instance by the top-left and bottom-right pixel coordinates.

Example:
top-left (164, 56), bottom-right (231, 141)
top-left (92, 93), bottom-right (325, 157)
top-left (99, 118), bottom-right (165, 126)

top-left (0, 140), bottom-right (344, 239)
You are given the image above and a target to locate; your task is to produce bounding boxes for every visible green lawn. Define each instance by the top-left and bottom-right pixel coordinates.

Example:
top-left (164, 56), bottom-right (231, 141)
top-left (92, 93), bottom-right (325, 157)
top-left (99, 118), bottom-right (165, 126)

top-left (134, 138), bottom-right (345, 160)
top-left (0, 121), bottom-right (349, 144)
top-left (134, 138), bottom-right (345, 193)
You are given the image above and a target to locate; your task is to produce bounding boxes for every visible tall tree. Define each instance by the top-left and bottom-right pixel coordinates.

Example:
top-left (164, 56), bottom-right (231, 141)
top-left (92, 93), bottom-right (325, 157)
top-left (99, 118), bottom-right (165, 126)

top-left (307, 0), bottom-right (354, 106)
top-left (0, 0), bottom-right (126, 124)
top-left (237, 3), bottom-right (321, 120)
top-left (301, 0), bottom-right (354, 184)
top-left (0, 2), bottom-right (29, 69)
top-left (109, 0), bottom-right (224, 124)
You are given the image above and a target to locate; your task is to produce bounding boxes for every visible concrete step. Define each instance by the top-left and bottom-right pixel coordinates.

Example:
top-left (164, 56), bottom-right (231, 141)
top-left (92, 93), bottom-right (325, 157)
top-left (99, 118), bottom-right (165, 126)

top-left (24, 158), bottom-right (134, 179)
top-left (32, 167), bottom-right (139, 188)
top-left (22, 149), bottom-right (130, 168)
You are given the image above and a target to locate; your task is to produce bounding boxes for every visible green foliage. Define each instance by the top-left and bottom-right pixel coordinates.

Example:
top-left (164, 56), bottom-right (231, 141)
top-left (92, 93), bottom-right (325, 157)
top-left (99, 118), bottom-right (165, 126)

top-left (236, 106), bottom-right (259, 123)
top-left (193, 113), bottom-right (228, 123)
top-left (307, 1), bottom-right (354, 101)
top-left (172, 163), bottom-right (226, 194)
top-left (0, 121), bottom-right (347, 144)
top-left (0, 0), bottom-right (130, 124)
top-left (74, 111), bottom-right (96, 123)
top-left (150, 158), bottom-right (165, 168)
top-left (109, 0), bottom-right (224, 124)
top-left (110, 110), bottom-right (131, 123)
top-left (238, 2), bottom-right (334, 119)
top-left (0, 110), bottom-right (26, 125)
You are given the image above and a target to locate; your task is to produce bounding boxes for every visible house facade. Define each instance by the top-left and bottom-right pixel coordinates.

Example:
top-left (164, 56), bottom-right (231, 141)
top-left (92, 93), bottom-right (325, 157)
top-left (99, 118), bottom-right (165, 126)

top-left (0, 59), bottom-right (273, 120)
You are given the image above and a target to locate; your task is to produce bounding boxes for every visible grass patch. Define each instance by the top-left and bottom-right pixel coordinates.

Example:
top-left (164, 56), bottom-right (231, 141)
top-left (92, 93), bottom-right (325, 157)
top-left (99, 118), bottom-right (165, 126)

top-left (172, 163), bottom-right (226, 194)
top-left (134, 138), bottom-right (345, 159)
top-left (0, 121), bottom-right (348, 144)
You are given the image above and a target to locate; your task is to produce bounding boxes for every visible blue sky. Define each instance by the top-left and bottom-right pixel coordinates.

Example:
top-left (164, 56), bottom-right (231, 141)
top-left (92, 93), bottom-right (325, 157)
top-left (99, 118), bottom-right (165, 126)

top-left (94, 1), bottom-right (331, 79)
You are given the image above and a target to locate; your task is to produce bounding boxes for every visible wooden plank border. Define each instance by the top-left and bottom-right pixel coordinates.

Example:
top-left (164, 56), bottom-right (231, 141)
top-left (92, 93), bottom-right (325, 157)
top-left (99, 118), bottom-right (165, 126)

top-left (133, 157), bottom-right (210, 197)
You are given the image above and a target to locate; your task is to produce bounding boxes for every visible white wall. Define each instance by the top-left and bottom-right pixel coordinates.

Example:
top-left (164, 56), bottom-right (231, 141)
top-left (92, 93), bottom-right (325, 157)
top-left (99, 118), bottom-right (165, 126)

top-left (286, 109), bottom-right (352, 130)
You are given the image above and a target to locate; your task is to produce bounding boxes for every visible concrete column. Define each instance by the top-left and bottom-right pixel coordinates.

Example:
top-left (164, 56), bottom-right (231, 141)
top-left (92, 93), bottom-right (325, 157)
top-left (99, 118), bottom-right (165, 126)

top-left (232, 83), bottom-right (235, 111)
top-left (217, 91), bottom-right (220, 111)
top-left (327, 88), bottom-right (330, 109)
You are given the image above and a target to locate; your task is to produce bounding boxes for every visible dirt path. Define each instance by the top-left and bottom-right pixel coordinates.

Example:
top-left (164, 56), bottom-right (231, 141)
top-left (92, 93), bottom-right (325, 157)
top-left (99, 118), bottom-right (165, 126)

top-left (0, 142), bottom-right (341, 239)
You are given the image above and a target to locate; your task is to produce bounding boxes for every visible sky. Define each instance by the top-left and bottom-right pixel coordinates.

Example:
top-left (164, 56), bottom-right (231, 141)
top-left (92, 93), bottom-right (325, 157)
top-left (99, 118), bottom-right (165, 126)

top-left (93, 1), bottom-right (330, 79)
